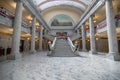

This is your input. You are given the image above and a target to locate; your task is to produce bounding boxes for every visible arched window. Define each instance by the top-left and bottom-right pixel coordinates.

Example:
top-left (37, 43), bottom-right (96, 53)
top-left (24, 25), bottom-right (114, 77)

top-left (51, 15), bottom-right (73, 26)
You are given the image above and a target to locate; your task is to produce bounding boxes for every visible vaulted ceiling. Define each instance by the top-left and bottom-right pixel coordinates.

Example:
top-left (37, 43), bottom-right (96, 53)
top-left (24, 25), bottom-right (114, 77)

top-left (33, 0), bottom-right (90, 12)
top-left (0, 0), bottom-right (120, 31)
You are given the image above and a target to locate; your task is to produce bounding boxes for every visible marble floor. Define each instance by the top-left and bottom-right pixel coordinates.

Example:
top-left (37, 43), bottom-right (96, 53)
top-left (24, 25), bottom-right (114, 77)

top-left (0, 52), bottom-right (120, 80)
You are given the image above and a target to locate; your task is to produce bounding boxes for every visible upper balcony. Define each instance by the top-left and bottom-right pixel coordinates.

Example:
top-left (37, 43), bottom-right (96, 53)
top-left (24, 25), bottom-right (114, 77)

top-left (86, 14), bottom-right (120, 37)
top-left (0, 7), bottom-right (31, 35)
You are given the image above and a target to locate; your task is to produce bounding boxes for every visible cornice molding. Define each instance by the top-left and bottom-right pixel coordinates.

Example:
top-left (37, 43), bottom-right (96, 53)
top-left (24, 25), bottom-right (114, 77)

top-left (19, 0), bottom-right (50, 30)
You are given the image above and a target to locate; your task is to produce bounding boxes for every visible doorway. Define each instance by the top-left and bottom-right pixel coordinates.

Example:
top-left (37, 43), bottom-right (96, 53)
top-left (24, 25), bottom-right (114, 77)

top-left (56, 32), bottom-right (67, 36)
top-left (118, 40), bottom-right (120, 53)
top-left (20, 40), bottom-right (24, 52)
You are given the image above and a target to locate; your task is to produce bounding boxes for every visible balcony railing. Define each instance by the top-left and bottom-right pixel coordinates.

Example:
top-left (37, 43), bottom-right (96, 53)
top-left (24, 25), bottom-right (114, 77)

top-left (0, 7), bottom-right (31, 34)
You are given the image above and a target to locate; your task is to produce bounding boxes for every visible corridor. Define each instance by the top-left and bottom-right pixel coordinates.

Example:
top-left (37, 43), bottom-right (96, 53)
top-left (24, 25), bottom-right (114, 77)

top-left (0, 52), bottom-right (120, 80)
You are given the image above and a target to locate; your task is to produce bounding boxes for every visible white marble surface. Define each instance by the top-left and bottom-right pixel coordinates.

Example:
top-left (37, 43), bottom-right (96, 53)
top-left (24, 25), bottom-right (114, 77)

top-left (0, 52), bottom-right (120, 80)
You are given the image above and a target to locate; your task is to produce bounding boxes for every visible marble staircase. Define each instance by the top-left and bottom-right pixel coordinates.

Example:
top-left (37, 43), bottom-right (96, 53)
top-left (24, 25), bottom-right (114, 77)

top-left (52, 39), bottom-right (76, 57)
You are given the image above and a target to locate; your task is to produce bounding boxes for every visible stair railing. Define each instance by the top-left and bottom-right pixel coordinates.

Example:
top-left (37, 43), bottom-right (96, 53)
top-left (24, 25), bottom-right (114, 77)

top-left (47, 37), bottom-right (57, 56)
top-left (51, 37), bottom-right (57, 50)
top-left (67, 37), bottom-right (76, 52)
top-left (67, 37), bottom-right (79, 56)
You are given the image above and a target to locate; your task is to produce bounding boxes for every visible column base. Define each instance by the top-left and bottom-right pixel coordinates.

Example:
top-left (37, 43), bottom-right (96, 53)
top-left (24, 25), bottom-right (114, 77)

top-left (74, 50), bottom-right (80, 56)
top-left (106, 53), bottom-right (114, 60)
top-left (89, 50), bottom-right (97, 54)
top-left (113, 53), bottom-right (120, 61)
top-left (7, 53), bottom-right (21, 60)
top-left (30, 50), bottom-right (36, 54)
top-left (107, 52), bottom-right (120, 61)
top-left (114, 55), bottom-right (120, 61)
top-left (38, 49), bottom-right (43, 52)
top-left (82, 49), bottom-right (87, 52)
top-left (47, 51), bottom-right (52, 56)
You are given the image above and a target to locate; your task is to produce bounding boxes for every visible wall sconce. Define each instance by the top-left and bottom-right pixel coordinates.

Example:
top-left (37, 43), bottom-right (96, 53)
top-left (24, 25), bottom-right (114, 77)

top-left (96, 38), bottom-right (99, 40)
top-left (88, 39), bottom-right (90, 42)
top-left (36, 22), bottom-right (39, 26)
top-left (27, 38), bottom-right (30, 41)
top-left (75, 41), bottom-right (78, 44)
top-left (48, 41), bottom-right (51, 44)
top-left (29, 20), bottom-right (32, 23)
top-left (94, 20), bottom-right (96, 23)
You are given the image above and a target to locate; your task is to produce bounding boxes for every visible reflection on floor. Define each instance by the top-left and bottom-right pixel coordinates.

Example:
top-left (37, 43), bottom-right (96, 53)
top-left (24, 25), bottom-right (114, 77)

top-left (0, 52), bottom-right (120, 80)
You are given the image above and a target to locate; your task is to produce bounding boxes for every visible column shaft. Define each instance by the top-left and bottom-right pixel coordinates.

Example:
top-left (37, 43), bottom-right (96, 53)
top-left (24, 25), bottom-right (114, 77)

top-left (39, 26), bottom-right (43, 50)
top-left (77, 29), bottom-right (80, 34)
top-left (11, 0), bottom-right (23, 59)
top-left (30, 17), bottom-right (36, 53)
top-left (44, 29), bottom-right (47, 35)
top-left (89, 15), bottom-right (97, 54)
top-left (82, 24), bottom-right (87, 51)
top-left (106, 0), bottom-right (120, 60)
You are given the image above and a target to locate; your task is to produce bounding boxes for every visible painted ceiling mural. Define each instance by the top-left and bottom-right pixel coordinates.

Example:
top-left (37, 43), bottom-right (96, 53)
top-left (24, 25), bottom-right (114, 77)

top-left (51, 15), bottom-right (73, 26)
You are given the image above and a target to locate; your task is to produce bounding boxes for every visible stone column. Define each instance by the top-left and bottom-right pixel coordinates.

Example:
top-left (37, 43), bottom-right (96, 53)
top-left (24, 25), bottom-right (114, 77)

top-left (77, 29), bottom-right (80, 34)
top-left (82, 24), bottom-right (87, 51)
top-left (106, 0), bottom-right (120, 61)
top-left (11, 0), bottom-right (23, 59)
top-left (39, 26), bottom-right (43, 51)
top-left (77, 38), bottom-right (80, 51)
top-left (44, 29), bottom-right (47, 35)
top-left (89, 15), bottom-right (97, 54)
top-left (44, 39), bottom-right (47, 50)
top-left (30, 16), bottom-right (36, 53)
top-left (76, 29), bottom-right (80, 50)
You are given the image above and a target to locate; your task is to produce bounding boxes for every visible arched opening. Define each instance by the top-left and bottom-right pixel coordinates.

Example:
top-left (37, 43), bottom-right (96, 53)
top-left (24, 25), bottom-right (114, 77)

top-left (51, 14), bottom-right (74, 26)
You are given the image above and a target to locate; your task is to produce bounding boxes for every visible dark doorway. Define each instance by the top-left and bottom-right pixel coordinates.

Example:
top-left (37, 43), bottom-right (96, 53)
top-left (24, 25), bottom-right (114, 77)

top-left (20, 40), bottom-right (24, 52)
top-left (118, 40), bottom-right (120, 53)
top-left (56, 32), bottom-right (67, 36)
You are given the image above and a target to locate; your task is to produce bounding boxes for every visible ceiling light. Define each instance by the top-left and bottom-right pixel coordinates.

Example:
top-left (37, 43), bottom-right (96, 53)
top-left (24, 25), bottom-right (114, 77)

top-left (29, 20), bottom-right (32, 23)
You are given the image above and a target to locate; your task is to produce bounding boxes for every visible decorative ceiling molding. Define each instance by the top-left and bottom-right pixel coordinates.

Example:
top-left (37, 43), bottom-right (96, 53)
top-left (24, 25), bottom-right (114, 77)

top-left (37, 0), bottom-right (87, 7)
top-left (33, 0), bottom-right (88, 12)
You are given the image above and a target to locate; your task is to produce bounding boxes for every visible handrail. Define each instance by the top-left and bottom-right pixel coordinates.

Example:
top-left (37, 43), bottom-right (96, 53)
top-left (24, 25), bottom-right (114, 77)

top-left (67, 37), bottom-right (76, 52)
top-left (51, 37), bottom-right (57, 49)
top-left (49, 37), bottom-right (57, 51)
top-left (47, 37), bottom-right (57, 56)
top-left (67, 37), bottom-right (80, 56)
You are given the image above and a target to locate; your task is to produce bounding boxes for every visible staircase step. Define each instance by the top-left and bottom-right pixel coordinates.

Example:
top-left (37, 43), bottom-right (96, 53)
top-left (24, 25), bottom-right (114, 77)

top-left (51, 39), bottom-right (77, 57)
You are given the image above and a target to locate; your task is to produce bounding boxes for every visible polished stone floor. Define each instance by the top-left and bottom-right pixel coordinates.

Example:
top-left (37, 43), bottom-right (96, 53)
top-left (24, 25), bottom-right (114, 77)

top-left (0, 52), bottom-right (120, 80)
